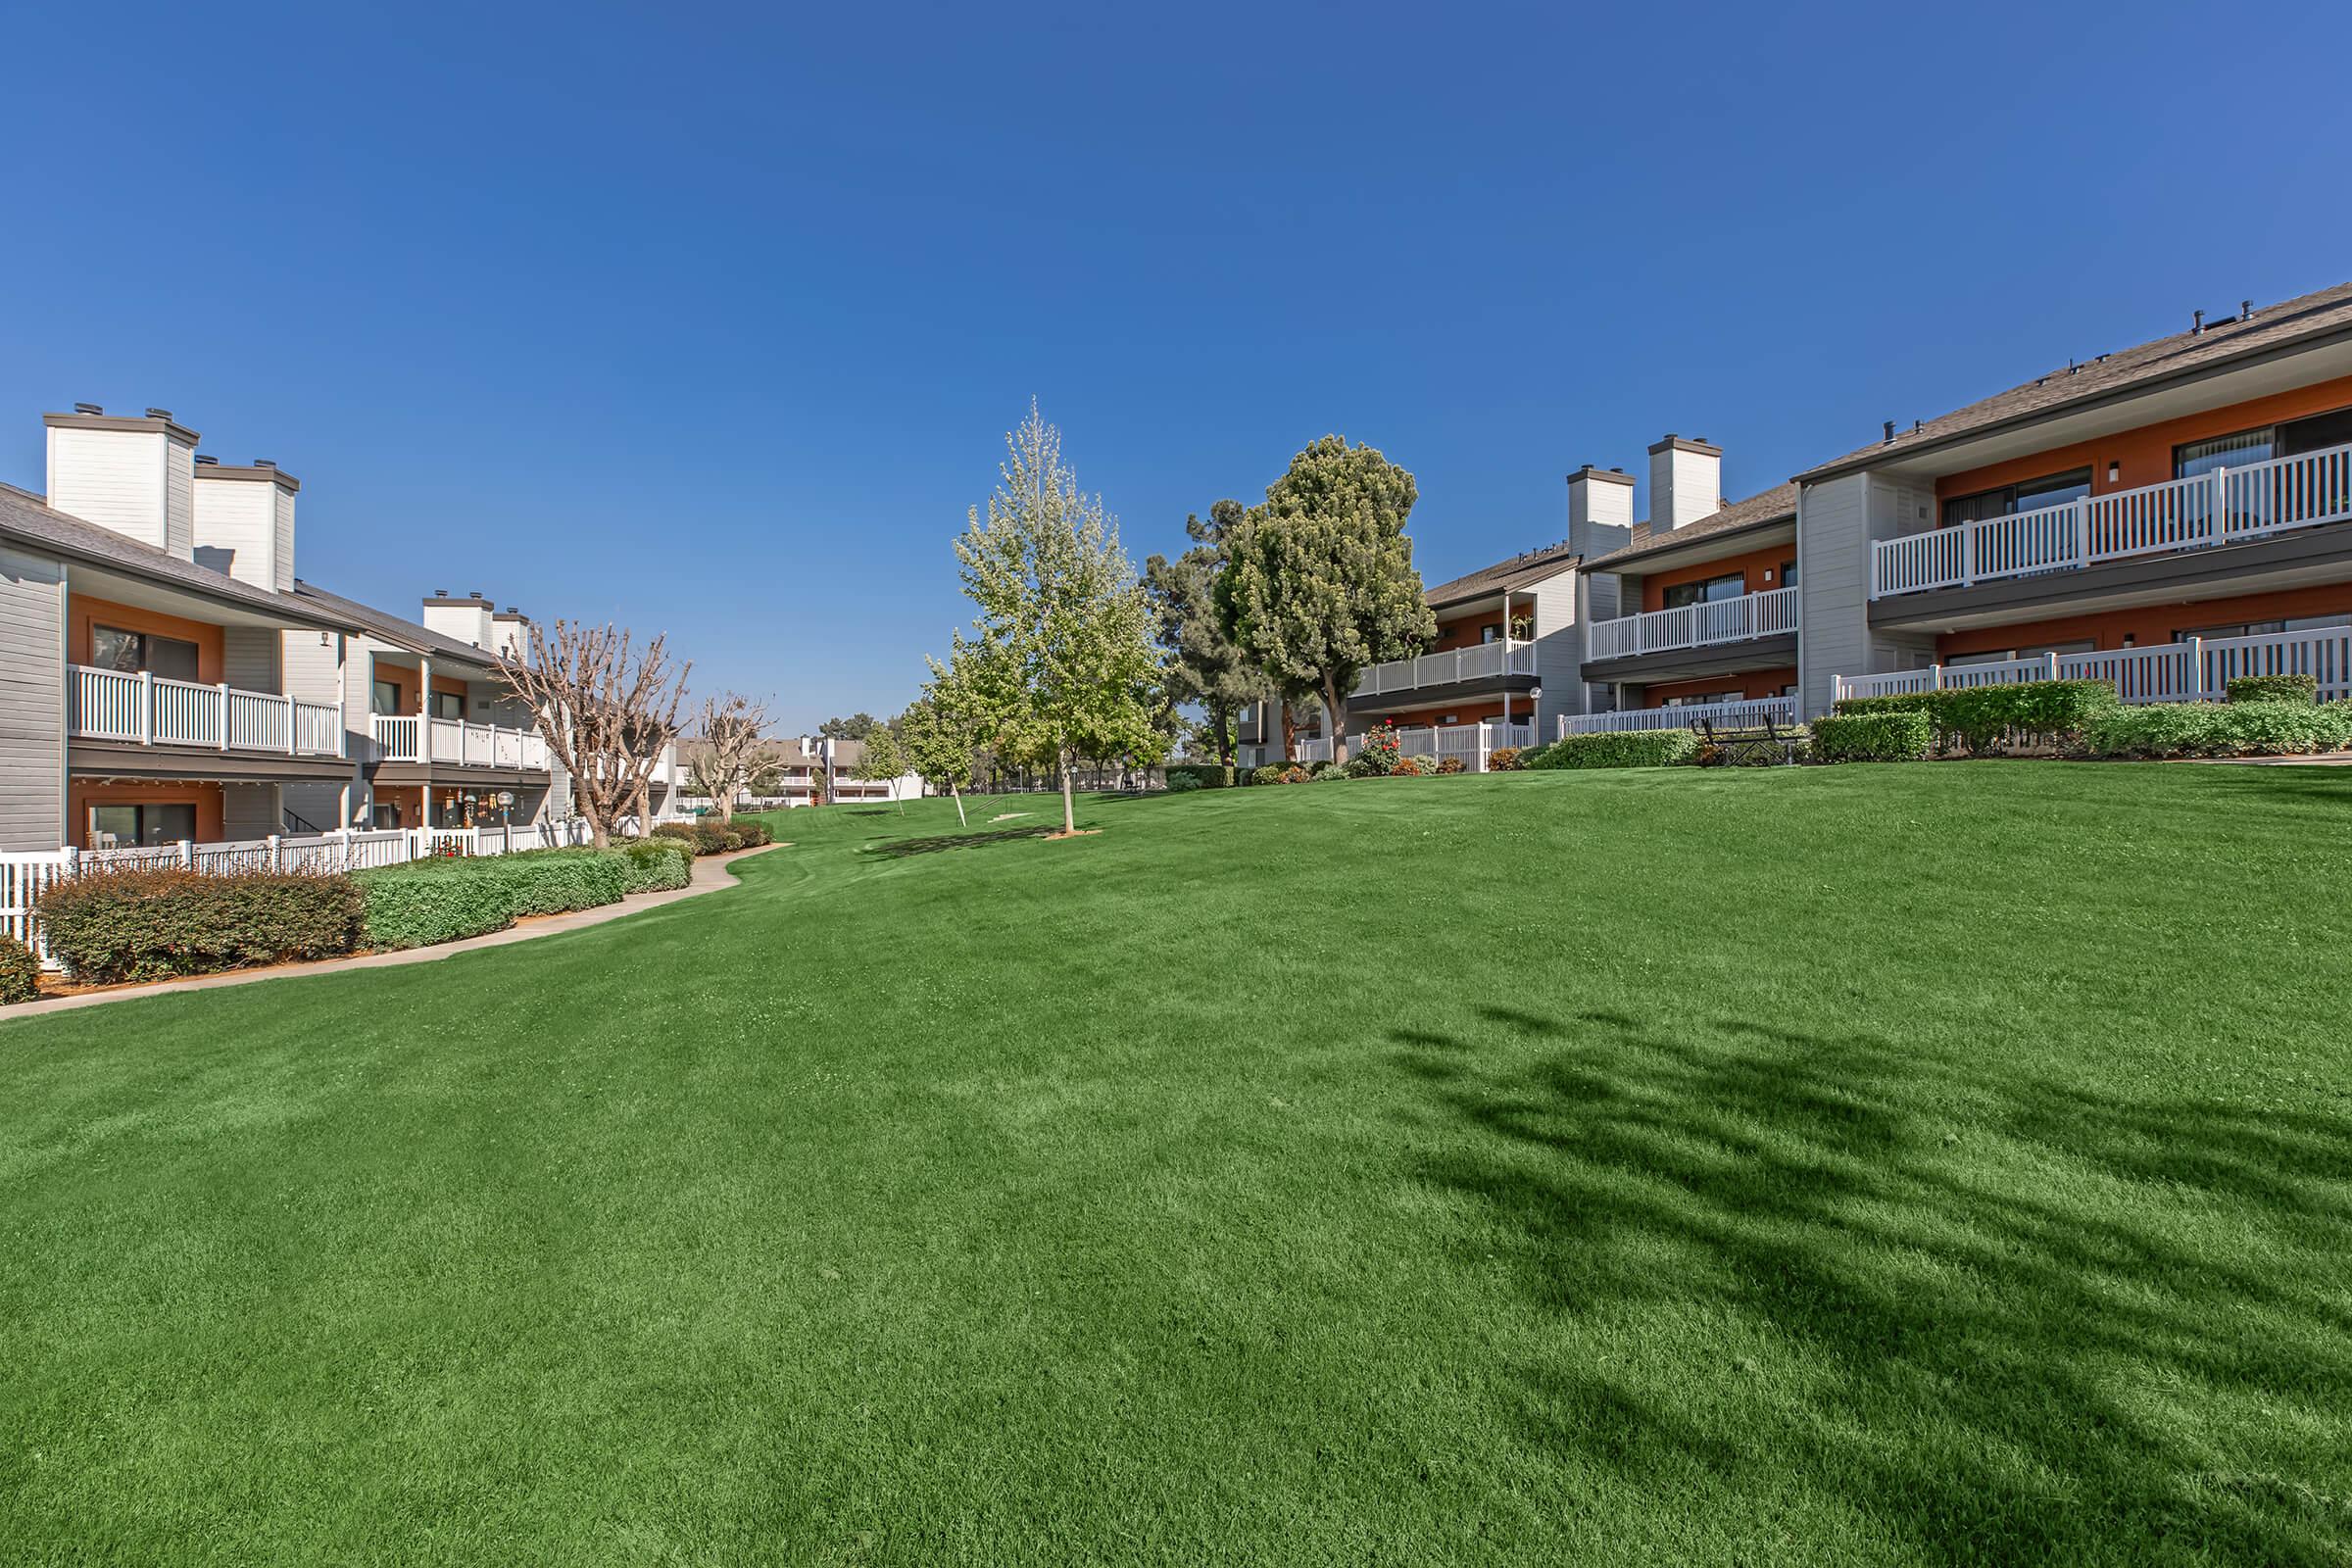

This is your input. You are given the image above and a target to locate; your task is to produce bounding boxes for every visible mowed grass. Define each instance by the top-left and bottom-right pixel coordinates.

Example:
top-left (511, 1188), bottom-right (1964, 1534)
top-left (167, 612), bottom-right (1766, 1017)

top-left (3, 764), bottom-right (2350, 1565)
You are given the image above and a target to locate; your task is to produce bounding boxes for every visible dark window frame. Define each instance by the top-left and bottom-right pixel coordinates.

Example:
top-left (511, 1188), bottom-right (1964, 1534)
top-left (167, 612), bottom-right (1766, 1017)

top-left (1941, 466), bottom-right (2093, 529)
top-left (91, 623), bottom-right (201, 682)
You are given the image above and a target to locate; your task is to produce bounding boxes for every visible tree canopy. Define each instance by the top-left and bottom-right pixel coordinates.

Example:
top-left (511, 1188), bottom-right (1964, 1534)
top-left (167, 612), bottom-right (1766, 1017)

top-left (818, 713), bottom-right (881, 742)
top-left (1144, 499), bottom-right (1272, 766)
top-left (1216, 436), bottom-right (1433, 753)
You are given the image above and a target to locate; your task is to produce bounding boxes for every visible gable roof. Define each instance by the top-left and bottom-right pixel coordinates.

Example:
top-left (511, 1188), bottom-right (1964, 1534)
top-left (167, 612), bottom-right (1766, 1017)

top-left (1421, 539), bottom-right (1582, 611)
top-left (1798, 279), bottom-right (2352, 483)
top-left (289, 578), bottom-right (511, 670)
top-left (0, 480), bottom-right (351, 631)
top-left (1583, 482), bottom-right (1799, 570)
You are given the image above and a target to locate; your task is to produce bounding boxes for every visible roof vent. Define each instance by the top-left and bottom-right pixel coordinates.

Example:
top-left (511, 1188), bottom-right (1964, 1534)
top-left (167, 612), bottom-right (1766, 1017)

top-left (74, 402), bottom-right (102, 415)
top-left (435, 587), bottom-right (450, 597)
top-left (195, 453), bottom-right (219, 466)
top-left (470, 590), bottom-right (484, 600)
top-left (504, 606), bottom-right (519, 614)
top-left (1913, 419), bottom-right (1924, 433)
top-left (254, 459), bottom-right (275, 469)
top-left (2192, 309), bottom-right (2205, 335)
top-left (1883, 420), bottom-right (1895, 444)
top-left (2241, 298), bottom-right (2254, 319)
top-left (145, 408), bottom-right (173, 420)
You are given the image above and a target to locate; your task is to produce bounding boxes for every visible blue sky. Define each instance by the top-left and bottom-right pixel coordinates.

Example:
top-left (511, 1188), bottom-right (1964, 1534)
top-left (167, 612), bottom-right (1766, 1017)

top-left (5, 1), bottom-right (2349, 728)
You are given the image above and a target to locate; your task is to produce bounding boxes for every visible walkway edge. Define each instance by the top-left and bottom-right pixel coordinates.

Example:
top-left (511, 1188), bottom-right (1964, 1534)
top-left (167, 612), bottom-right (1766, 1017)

top-left (1, 844), bottom-right (786, 1022)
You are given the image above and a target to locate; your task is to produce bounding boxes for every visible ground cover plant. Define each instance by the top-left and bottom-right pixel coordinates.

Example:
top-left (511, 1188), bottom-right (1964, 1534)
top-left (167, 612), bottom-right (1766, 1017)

top-left (3, 770), bottom-right (2349, 1564)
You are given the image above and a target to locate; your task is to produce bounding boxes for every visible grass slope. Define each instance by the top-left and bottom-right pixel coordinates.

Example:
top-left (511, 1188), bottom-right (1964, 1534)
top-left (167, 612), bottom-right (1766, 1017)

top-left (2, 766), bottom-right (2349, 1565)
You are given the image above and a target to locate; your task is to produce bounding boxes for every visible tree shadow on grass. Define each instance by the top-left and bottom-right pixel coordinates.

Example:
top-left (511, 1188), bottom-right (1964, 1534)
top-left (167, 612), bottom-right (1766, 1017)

top-left (1391, 1004), bottom-right (2352, 1563)
top-left (862, 825), bottom-right (1054, 858)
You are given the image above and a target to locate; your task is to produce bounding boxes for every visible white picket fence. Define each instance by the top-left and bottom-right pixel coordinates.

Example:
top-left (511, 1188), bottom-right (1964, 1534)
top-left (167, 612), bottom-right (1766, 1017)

top-left (1562, 696), bottom-right (1800, 735)
top-left (1297, 720), bottom-right (1534, 769)
top-left (1836, 626), bottom-right (2352, 706)
top-left (0, 818), bottom-right (611, 968)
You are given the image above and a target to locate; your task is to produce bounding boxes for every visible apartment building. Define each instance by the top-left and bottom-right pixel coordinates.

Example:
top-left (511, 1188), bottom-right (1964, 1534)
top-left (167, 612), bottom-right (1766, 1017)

top-left (1798, 281), bottom-right (2352, 712)
top-left (0, 405), bottom-right (677, 853)
top-left (678, 735), bottom-right (917, 808)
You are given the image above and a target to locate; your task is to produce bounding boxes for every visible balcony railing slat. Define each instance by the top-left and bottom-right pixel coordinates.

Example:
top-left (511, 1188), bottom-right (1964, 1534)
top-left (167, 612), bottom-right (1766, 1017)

top-left (1588, 585), bottom-right (1795, 662)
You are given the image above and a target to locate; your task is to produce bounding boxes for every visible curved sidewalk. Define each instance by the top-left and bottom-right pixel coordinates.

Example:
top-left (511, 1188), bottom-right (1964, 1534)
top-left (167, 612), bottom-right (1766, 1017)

top-left (1, 843), bottom-right (783, 1022)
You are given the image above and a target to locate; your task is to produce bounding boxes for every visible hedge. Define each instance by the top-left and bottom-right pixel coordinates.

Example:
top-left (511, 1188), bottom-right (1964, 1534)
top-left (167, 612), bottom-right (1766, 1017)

top-left (1246, 764), bottom-right (1287, 786)
top-left (657, 818), bottom-right (772, 856)
top-left (1809, 710), bottom-right (1934, 763)
top-left (1526, 730), bottom-right (1699, 769)
top-left (1163, 763), bottom-right (1233, 790)
top-left (35, 869), bottom-right (365, 984)
top-left (2083, 701), bottom-right (2352, 760)
top-left (1833, 679), bottom-right (2119, 754)
top-left (2227, 673), bottom-right (2319, 706)
top-left (0, 934), bottom-right (40, 1004)
top-left (617, 838), bottom-right (693, 893)
top-left (355, 849), bottom-right (629, 950)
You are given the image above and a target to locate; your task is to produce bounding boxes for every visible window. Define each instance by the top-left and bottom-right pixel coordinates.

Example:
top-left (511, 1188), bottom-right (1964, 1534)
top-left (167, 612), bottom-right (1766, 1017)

top-left (2176, 427), bottom-right (2276, 479)
top-left (88, 802), bottom-right (197, 848)
top-left (2281, 405), bottom-right (2352, 457)
top-left (371, 678), bottom-right (402, 716)
top-left (2176, 611), bottom-right (2352, 643)
top-left (1941, 468), bottom-right (2093, 528)
top-left (1660, 573), bottom-right (1746, 610)
top-left (1780, 559), bottom-right (1798, 588)
top-left (430, 690), bottom-right (465, 720)
top-left (1480, 625), bottom-right (1499, 645)
top-left (91, 625), bottom-right (200, 682)
top-left (1658, 690), bottom-right (1744, 708)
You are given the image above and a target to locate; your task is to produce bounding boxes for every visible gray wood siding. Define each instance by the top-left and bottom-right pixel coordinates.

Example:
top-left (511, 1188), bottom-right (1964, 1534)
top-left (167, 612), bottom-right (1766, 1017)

top-left (221, 782), bottom-right (280, 840)
top-left (0, 547), bottom-right (67, 851)
top-left (1528, 565), bottom-right (1588, 734)
top-left (1796, 474), bottom-right (1871, 717)
top-left (221, 625), bottom-right (280, 694)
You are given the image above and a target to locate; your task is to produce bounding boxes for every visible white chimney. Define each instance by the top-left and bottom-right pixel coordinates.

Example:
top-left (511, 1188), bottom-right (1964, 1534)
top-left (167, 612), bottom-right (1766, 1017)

top-left (43, 407), bottom-right (200, 557)
top-left (491, 608), bottom-right (532, 664)
top-left (192, 462), bottom-right (298, 592)
top-left (421, 590), bottom-right (497, 649)
top-left (1566, 464), bottom-right (1637, 557)
top-left (1647, 435), bottom-right (1722, 533)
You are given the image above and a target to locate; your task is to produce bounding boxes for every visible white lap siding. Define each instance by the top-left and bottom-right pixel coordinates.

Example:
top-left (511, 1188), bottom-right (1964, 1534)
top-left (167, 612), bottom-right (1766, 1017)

top-left (0, 546), bottom-right (67, 851)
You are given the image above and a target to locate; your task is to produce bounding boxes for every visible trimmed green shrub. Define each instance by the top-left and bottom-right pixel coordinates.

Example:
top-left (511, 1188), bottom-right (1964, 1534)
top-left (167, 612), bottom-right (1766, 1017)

top-left (656, 818), bottom-right (769, 856)
top-left (1833, 679), bottom-right (2119, 754)
top-left (1163, 762), bottom-right (1232, 790)
top-left (1247, 764), bottom-right (1286, 786)
top-left (1163, 771), bottom-right (1204, 793)
top-left (36, 869), bottom-right (365, 984)
top-left (0, 933), bottom-right (40, 1004)
top-left (1528, 730), bottom-right (1699, 769)
top-left (1309, 760), bottom-right (1348, 781)
top-left (356, 849), bottom-right (630, 951)
top-left (2083, 700), bottom-right (2352, 760)
top-left (2227, 673), bottom-right (2319, 706)
top-left (617, 839), bottom-right (693, 893)
top-left (1809, 710), bottom-right (1934, 762)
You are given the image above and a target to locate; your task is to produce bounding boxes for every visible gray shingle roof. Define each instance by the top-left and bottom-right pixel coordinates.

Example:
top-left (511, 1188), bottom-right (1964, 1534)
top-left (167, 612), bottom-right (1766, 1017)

top-left (1421, 539), bottom-right (1583, 610)
top-left (1798, 279), bottom-right (2352, 482)
top-left (0, 480), bottom-right (353, 630)
top-left (289, 578), bottom-right (511, 669)
top-left (1583, 482), bottom-right (1799, 571)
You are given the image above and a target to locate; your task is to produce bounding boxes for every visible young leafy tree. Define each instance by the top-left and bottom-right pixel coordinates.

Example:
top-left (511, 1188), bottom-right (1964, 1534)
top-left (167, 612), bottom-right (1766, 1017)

top-left (852, 722), bottom-right (910, 811)
top-left (1144, 498), bottom-right (1273, 768)
top-left (902, 673), bottom-right (982, 828)
top-left (947, 404), bottom-right (1164, 837)
top-left (1217, 436), bottom-right (1435, 757)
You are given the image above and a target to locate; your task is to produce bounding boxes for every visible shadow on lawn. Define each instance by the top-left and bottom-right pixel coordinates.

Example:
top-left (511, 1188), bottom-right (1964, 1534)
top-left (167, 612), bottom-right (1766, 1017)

top-left (1391, 1004), bottom-right (2352, 1563)
top-left (862, 825), bottom-right (1054, 858)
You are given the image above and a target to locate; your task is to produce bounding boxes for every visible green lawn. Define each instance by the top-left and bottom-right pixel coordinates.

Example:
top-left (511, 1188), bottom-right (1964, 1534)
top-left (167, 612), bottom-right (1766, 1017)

top-left (3, 764), bottom-right (2349, 1565)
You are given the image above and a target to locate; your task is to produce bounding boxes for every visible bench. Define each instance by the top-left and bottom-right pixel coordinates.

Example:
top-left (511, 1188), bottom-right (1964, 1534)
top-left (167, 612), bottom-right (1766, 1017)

top-left (1694, 715), bottom-right (1803, 766)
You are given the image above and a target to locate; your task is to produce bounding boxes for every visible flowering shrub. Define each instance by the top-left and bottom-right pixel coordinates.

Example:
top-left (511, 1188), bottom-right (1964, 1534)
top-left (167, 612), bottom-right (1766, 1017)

top-left (1436, 757), bottom-right (1465, 775)
top-left (1488, 747), bottom-right (1523, 771)
top-left (1354, 722), bottom-right (1400, 776)
top-left (1391, 758), bottom-right (1422, 776)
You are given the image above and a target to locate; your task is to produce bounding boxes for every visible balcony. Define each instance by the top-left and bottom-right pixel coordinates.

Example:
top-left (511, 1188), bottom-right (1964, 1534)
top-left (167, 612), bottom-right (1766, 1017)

top-left (1351, 640), bottom-right (1536, 698)
top-left (1561, 696), bottom-right (1797, 735)
top-left (1872, 441), bottom-right (2352, 599)
top-left (370, 713), bottom-right (552, 770)
top-left (1587, 586), bottom-right (1797, 661)
top-left (1836, 624), bottom-right (2352, 706)
top-left (69, 664), bottom-right (344, 757)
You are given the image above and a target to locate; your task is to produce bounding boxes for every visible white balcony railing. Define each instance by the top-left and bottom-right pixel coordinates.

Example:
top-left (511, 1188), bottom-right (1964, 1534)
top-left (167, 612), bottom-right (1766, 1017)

top-left (370, 712), bottom-right (551, 770)
top-left (1872, 441), bottom-right (2352, 599)
top-left (1561, 696), bottom-right (1798, 735)
top-left (1351, 640), bottom-right (1537, 699)
top-left (1587, 585), bottom-right (1798, 661)
top-left (1296, 720), bottom-right (1533, 769)
top-left (1836, 625), bottom-right (2352, 706)
top-left (68, 665), bottom-right (345, 757)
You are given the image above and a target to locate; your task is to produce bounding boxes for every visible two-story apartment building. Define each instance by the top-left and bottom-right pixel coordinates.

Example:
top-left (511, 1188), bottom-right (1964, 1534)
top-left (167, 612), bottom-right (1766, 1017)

top-left (0, 404), bottom-right (679, 853)
top-left (1797, 281), bottom-right (2352, 713)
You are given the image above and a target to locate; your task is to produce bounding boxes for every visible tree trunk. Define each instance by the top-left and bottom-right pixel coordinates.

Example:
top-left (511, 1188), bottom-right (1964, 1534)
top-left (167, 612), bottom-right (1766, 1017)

top-left (1323, 673), bottom-right (1349, 758)
top-left (1280, 703), bottom-right (1298, 761)
top-left (1059, 759), bottom-right (1076, 836)
top-left (951, 784), bottom-right (966, 828)
top-left (1210, 700), bottom-right (1234, 767)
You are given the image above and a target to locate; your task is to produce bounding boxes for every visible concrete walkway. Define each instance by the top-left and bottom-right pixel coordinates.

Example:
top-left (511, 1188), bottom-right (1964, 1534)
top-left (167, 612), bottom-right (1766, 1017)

top-left (1, 843), bottom-right (785, 1021)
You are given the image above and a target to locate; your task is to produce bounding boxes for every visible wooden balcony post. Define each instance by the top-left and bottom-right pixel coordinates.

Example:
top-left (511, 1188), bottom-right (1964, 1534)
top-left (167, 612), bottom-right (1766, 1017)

top-left (218, 683), bottom-right (231, 751)
top-left (138, 669), bottom-right (153, 746)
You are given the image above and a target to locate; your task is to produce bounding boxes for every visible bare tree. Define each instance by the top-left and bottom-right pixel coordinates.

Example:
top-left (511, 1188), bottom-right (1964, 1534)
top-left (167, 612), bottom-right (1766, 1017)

top-left (685, 691), bottom-right (773, 822)
top-left (498, 620), bottom-right (691, 849)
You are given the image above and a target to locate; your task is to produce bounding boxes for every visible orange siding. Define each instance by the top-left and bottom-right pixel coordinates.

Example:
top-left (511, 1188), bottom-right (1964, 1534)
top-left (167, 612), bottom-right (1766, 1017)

top-left (1373, 699), bottom-right (1531, 729)
top-left (1936, 586), bottom-right (2352, 661)
top-left (1430, 611), bottom-right (1513, 652)
top-left (1936, 375), bottom-right (2352, 507)
top-left (1637, 542), bottom-right (1795, 613)
top-left (67, 781), bottom-right (226, 848)
top-left (69, 594), bottom-right (225, 683)
top-left (1639, 667), bottom-right (1798, 708)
